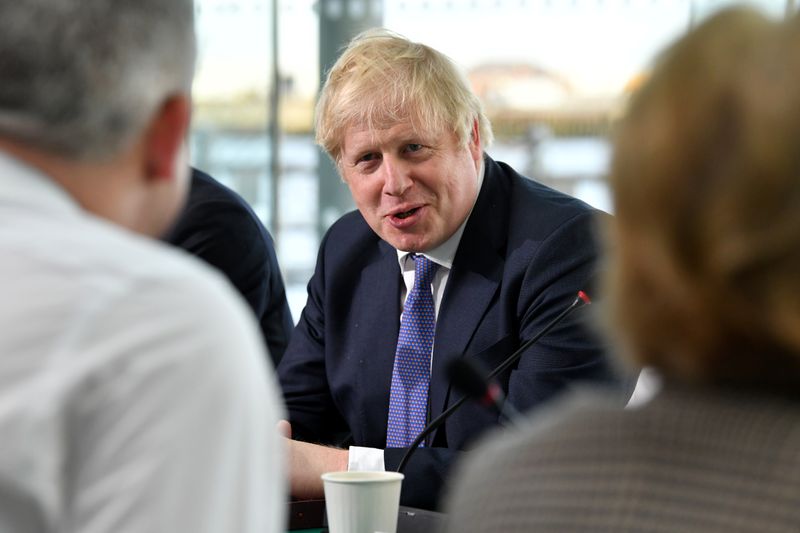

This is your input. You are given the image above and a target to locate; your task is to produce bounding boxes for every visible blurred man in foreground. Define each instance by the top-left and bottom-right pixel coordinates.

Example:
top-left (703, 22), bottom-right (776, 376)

top-left (0, 1), bottom-right (285, 531)
top-left (278, 29), bottom-right (624, 510)
top-left (445, 7), bottom-right (800, 531)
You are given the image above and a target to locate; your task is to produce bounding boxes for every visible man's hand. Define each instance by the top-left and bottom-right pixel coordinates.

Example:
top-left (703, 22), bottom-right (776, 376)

top-left (278, 420), bottom-right (349, 500)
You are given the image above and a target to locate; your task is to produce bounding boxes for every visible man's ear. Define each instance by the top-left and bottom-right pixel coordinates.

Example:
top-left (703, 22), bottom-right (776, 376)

top-left (143, 94), bottom-right (191, 182)
top-left (468, 118), bottom-right (482, 162)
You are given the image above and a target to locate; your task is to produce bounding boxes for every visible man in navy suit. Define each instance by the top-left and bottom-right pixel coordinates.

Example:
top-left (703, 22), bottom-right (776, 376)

top-left (278, 29), bottom-right (622, 510)
top-left (164, 167), bottom-right (294, 365)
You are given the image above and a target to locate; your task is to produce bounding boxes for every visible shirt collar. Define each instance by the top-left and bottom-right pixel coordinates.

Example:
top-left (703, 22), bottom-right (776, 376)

top-left (0, 150), bottom-right (82, 218)
top-left (396, 157), bottom-right (485, 271)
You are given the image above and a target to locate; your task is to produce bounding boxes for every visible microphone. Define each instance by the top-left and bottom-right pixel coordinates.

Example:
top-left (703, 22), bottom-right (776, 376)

top-left (447, 357), bottom-right (524, 427)
top-left (395, 290), bottom-right (591, 474)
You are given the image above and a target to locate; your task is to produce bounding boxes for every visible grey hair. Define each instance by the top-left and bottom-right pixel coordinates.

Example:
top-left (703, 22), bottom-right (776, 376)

top-left (0, 0), bottom-right (196, 160)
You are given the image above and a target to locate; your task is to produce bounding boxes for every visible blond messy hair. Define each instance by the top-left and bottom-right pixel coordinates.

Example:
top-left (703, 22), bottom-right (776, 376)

top-left (315, 28), bottom-right (493, 163)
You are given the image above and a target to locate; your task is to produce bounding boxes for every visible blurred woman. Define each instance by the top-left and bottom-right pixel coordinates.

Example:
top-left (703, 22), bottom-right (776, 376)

top-left (444, 7), bottom-right (800, 532)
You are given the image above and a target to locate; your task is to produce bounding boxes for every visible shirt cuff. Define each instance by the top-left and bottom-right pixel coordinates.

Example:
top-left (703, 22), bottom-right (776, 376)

top-left (347, 446), bottom-right (385, 471)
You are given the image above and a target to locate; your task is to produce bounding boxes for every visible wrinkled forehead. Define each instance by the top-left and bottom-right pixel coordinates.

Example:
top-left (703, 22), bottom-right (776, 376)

top-left (347, 98), bottom-right (425, 134)
top-left (340, 120), bottom-right (421, 155)
top-left (337, 102), bottom-right (443, 152)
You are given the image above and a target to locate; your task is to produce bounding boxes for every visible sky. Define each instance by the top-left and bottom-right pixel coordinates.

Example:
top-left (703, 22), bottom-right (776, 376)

top-left (193, 0), bottom-right (789, 101)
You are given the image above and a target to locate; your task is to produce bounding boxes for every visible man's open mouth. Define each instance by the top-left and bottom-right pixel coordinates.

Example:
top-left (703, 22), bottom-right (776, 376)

top-left (394, 207), bottom-right (420, 219)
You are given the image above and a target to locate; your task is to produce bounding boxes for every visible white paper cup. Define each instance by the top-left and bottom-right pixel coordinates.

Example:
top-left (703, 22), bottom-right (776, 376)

top-left (321, 471), bottom-right (404, 533)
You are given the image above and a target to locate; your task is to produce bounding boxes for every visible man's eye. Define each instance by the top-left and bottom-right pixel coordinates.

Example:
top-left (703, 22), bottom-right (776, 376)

top-left (406, 144), bottom-right (423, 152)
top-left (358, 153), bottom-right (379, 164)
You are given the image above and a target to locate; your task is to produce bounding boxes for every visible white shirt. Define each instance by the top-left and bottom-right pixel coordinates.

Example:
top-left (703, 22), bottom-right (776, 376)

top-left (349, 160), bottom-right (485, 471)
top-left (0, 152), bottom-right (286, 533)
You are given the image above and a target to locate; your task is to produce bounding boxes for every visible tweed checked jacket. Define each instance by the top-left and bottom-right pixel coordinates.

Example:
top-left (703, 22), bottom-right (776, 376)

top-left (446, 383), bottom-right (800, 532)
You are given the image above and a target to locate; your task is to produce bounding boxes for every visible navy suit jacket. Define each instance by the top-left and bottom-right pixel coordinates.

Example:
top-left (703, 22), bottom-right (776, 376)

top-left (278, 155), bottom-right (620, 509)
top-left (164, 168), bottom-right (294, 365)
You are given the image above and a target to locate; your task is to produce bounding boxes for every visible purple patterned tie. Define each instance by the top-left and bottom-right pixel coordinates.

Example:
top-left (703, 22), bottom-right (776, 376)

top-left (386, 254), bottom-right (438, 448)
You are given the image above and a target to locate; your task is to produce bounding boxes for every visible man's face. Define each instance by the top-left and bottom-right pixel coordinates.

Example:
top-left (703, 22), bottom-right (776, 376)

top-left (339, 120), bottom-right (482, 252)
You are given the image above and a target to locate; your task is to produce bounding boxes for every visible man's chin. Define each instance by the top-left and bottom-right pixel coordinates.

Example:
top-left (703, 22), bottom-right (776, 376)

top-left (379, 230), bottom-right (437, 253)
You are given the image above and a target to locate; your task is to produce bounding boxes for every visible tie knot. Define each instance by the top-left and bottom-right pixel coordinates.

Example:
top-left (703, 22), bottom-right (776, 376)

top-left (411, 254), bottom-right (438, 286)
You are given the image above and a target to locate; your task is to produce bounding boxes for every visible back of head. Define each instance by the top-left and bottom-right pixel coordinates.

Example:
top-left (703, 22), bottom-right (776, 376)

top-left (0, 0), bottom-right (196, 160)
top-left (315, 28), bottom-right (493, 163)
top-left (607, 6), bottom-right (800, 391)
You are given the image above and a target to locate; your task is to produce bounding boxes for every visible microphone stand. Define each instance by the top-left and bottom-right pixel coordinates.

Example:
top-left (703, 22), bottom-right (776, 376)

top-left (395, 291), bottom-right (590, 473)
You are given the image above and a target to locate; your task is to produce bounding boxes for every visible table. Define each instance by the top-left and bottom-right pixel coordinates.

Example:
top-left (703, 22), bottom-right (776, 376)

top-left (288, 499), bottom-right (446, 532)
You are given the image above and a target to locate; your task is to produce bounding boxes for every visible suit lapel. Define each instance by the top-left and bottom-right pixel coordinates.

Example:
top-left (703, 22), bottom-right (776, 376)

top-left (429, 156), bottom-right (509, 433)
top-left (355, 239), bottom-right (402, 445)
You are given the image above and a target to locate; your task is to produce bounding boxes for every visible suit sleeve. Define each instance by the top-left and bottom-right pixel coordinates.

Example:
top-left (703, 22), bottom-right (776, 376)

top-left (276, 231), bottom-right (349, 443)
top-left (384, 447), bottom-right (460, 509)
top-left (507, 209), bottom-right (618, 410)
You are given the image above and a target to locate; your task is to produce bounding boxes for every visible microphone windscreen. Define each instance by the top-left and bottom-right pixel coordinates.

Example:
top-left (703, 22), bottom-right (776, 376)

top-left (447, 358), bottom-right (491, 400)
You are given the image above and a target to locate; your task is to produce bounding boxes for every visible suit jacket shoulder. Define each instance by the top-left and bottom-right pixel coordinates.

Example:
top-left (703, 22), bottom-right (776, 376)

top-left (164, 168), bottom-right (294, 365)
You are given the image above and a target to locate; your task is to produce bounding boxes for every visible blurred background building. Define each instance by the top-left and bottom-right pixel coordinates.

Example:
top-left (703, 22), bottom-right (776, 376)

top-left (190, 0), bottom-right (794, 320)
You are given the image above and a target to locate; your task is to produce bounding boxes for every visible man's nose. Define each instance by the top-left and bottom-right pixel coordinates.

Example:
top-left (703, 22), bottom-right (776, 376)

top-left (381, 156), bottom-right (412, 196)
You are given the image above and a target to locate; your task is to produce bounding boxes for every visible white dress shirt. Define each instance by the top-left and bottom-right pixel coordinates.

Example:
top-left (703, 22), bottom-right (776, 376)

top-left (349, 160), bottom-right (485, 471)
top-left (0, 152), bottom-right (286, 533)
